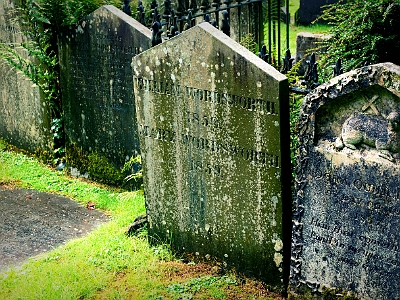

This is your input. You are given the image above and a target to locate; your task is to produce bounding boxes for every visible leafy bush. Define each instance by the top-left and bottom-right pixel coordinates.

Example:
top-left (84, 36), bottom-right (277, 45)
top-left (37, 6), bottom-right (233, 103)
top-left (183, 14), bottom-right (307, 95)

top-left (317, 0), bottom-right (400, 73)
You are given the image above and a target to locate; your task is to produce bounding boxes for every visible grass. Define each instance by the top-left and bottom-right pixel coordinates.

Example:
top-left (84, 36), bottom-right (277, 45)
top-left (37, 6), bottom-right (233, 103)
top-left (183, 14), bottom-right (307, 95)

top-left (0, 141), bottom-right (283, 299)
top-left (262, 0), bottom-right (331, 61)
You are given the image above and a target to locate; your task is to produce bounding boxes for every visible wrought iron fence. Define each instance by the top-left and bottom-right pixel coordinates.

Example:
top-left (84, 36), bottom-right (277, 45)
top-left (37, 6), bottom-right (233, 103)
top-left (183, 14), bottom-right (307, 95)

top-left (130, 0), bottom-right (290, 67)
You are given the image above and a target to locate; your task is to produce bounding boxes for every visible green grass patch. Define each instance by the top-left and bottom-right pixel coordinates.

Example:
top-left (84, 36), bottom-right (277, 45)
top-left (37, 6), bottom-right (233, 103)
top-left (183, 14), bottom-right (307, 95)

top-left (0, 140), bottom-right (282, 299)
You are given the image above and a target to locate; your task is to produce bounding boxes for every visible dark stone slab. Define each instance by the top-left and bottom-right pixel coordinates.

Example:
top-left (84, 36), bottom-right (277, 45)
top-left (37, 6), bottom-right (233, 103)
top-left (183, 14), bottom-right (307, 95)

top-left (0, 0), bottom-right (52, 153)
top-left (297, 0), bottom-right (338, 25)
top-left (290, 63), bottom-right (400, 299)
top-left (132, 22), bottom-right (291, 287)
top-left (58, 5), bottom-right (152, 169)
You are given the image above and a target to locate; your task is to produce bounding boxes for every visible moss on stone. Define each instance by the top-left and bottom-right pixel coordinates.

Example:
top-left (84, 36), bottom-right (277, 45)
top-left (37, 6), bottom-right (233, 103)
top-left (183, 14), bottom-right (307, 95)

top-left (289, 285), bottom-right (359, 300)
top-left (65, 142), bottom-right (124, 186)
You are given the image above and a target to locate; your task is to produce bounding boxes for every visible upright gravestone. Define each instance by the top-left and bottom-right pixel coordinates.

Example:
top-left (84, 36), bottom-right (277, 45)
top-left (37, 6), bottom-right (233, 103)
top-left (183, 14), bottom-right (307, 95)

top-left (58, 5), bottom-right (152, 169)
top-left (297, 0), bottom-right (338, 25)
top-left (132, 22), bottom-right (291, 286)
top-left (0, 0), bottom-right (52, 153)
top-left (290, 63), bottom-right (400, 299)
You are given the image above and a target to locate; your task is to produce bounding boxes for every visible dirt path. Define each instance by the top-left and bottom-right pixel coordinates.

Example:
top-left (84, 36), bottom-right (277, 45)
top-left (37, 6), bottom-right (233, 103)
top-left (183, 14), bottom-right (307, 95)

top-left (0, 185), bottom-right (109, 272)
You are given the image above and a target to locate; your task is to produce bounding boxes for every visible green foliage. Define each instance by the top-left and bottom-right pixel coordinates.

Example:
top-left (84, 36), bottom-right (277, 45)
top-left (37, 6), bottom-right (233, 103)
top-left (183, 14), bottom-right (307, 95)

top-left (65, 143), bottom-right (125, 186)
top-left (87, 152), bottom-right (124, 185)
top-left (122, 155), bottom-right (143, 184)
top-left (317, 0), bottom-right (400, 74)
top-left (240, 33), bottom-right (259, 55)
top-left (167, 275), bottom-right (237, 299)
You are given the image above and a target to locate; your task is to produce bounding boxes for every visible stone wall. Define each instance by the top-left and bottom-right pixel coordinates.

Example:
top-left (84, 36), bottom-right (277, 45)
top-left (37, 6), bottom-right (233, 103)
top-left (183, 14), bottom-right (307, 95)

top-left (0, 0), bottom-right (52, 153)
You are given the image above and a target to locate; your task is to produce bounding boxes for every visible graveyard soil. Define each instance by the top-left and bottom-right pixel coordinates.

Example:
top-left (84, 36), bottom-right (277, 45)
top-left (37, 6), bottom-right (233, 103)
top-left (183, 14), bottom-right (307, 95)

top-left (0, 184), bottom-right (109, 271)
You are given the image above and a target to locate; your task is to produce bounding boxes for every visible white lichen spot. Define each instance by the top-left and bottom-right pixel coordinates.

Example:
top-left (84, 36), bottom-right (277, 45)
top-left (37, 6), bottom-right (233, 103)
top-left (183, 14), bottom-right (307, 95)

top-left (274, 121), bottom-right (279, 127)
top-left (221, 63), bottom-right (224, 67)
top-left (179, 58), bottom-right (183, 64)
top-left (125, 155), bottom-right (130, 161)
top-left (257, 81), bottom-right (262, 88)
top-left (211, 72), bottom-right (215, 78)
top-left (171, 74), bottom-right (176, 81)
top-left (162, 220), bottom-right (166, 225)
top-left (224, 254), bottom-right (228, 258)
top-left (155, 57), bottom-right (160, 66)
top-left (231, 61), bottom-right (234, 66)
top-left (201, 62), bottom-right (206, 67)
top-left (274, 239), bottom-right (283, 252)
top-left (274, 252), bottom-right (283, 267)
top-left (163, 47), bottom-right (168, 54)
top-left (81, 114), bottom-right (85, 120)
top-left (237, 72), bottom-right (240, 76)
top-left (205, 224), bottom-right (210, 232)
top-left (160, 115), bottom-right (164, 121)
top-left (215, 64), bottom-right (219, 70)
top-left (137, 60), bottom-right (142, 66)
top-left (145, 66), bottom-right (150, 72)
top-left (208, 79), bottom-right (211, 83)
top-left (272, 196), bottom-right (278, 204)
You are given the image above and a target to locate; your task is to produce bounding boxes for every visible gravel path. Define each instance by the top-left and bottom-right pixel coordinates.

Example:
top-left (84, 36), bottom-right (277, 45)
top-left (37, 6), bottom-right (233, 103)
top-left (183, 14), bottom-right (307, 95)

top-left (0, 185), bottom-right (109, 271)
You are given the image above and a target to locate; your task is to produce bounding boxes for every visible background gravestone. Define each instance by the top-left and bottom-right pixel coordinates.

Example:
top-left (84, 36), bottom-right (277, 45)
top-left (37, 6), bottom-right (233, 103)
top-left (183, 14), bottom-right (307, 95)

top-left (290, 63), bottom-right (400, 299)
top-left (0, 0), bottom-right (52, 153)
top-left (132, 22), bottom-right (291, 286)
top-left (297, 0), bottom-right (338, 25)
top-left (295, 32), bottom-right (330, 75)
top-left (58, 5), bottom-right (152, 170)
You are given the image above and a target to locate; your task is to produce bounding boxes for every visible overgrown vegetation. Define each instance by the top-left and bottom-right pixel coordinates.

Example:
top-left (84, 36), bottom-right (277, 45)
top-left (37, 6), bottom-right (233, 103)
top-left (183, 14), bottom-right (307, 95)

top-left (0, 140), bottom-right (283, 299)
top-left (0, 0), bottom-right (123, 162)
top-left (317, 0), bottom-right (400, 74)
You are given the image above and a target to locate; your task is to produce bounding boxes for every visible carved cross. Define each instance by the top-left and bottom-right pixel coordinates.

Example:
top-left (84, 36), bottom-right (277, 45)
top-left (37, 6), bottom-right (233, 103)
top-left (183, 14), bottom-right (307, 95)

top-left (361, 95), bottom-right (380, 115)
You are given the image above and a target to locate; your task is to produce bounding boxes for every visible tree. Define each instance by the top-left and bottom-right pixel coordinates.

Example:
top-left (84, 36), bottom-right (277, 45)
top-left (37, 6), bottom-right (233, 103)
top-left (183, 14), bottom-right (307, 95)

top-left (318, 0), bottom-right (400, 73)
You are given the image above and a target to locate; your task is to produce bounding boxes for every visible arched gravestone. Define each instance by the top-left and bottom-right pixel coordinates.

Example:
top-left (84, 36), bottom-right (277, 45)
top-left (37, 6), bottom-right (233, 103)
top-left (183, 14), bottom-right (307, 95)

top-left (0, 0), bottom-right (52, 153)
top-left (132, 22), bottom-right (291, 286)
top-left (58, 5), bottom-right (152, 169)
top-left (290, 63), bottom-right (400, 299)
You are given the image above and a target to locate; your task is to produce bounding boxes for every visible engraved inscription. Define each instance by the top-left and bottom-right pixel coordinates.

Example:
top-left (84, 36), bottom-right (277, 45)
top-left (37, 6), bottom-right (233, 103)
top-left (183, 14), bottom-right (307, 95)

top-left (133, 77), bottom-right (278, 115)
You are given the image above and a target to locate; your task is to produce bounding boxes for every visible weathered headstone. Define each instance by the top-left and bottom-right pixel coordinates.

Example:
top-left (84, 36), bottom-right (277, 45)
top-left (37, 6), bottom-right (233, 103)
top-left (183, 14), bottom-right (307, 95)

top-left (295, 32), bottom-right (330, 75)
top-left (297, 0), bottom-right (338, 25)
top-left (58, 5), bottom-right (152, 169)
top-left (290, 63), bottom-right (400, 299)
top-left (0, 0), bottom-right (52, 153)
top-left (132, 22), bottom-right (291, 286)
